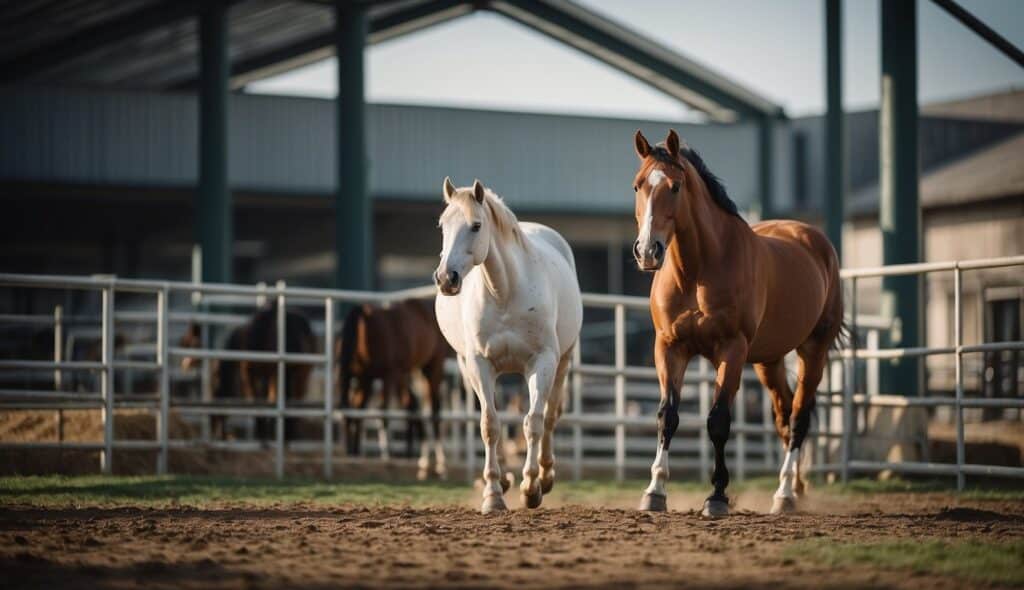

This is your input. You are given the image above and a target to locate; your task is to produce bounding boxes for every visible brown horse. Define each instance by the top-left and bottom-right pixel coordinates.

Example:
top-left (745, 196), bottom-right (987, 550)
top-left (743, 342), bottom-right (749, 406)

top-left (336, 299), bottom-right (449, 479)
top-left (180, 303), bottom-right (316, 441)
top-left (631, 129), bottom-right (844, 517)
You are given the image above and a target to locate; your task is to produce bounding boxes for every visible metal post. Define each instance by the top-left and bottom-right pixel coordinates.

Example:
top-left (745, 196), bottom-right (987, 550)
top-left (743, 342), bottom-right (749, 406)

top-left (824, 0), bottom-right (845, 261)
top-left (572, 343), bottom-right (583, 481)
top-left (954, 265), bottom-right (965, 490)
top-left (198, 0), bottom-right (232, 284)
top-left (736, 378), bottom-right (746, 482)
top-left (335, 0), bottom-right (372, 290)
top-left (758, 115), bottom-right (774, 220)
top-left (275, 282), bottom-right (286, 479)
top-left (53, 305), bottom-right (64, 453)
top-left (100, 287), bottom-right (115, 474)
top-left (698, 358), bottom-right (710, 484)
top-left (323, 297), bottom-right (334, 480)
top-left (613, 304), bottom-right (626, 482)
top-left (879, 0), bottom-right (921, 397)
top-left (464, 374), bottom-right (475, 484)
top-left (841, 277), bottom-right (857, 483)
top-left (156, 288), bottom-right (170, 475)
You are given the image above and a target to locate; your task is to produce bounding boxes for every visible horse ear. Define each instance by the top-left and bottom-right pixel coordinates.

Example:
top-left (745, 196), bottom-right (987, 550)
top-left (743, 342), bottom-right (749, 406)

top-left (472, 179), bottom-right (485, 204)
top-left (666, 129), bottom-right (680, 158)
top-left (443, 176), bottom-right (456, 202)
top-left (634, 130), bottom-right (651, 159)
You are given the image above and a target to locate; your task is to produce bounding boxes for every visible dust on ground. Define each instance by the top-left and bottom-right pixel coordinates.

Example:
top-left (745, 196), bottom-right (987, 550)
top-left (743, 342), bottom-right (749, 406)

top-left (2, 491), bottom-right (1022, 589)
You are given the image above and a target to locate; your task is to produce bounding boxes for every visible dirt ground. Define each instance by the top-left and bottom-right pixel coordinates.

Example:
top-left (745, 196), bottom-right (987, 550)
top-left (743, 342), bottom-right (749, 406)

top-left (2, 488), bottom-right (1023, 589)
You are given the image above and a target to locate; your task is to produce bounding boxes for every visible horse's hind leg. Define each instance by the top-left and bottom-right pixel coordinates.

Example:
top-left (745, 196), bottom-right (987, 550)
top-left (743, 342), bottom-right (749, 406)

top-left (539, 349), bottom-right (571, 496)
top-left (753, 359), bottom-right (794, 447)
top-left (772, 339), bottom-right (829, 514)
top-left (521, 350), bottom-right (558, 509)
top-left (418, 358), bottom-right (447, 481)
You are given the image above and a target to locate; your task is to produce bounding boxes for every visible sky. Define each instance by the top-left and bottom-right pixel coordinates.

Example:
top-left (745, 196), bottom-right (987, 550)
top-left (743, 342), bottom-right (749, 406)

top-left (248, 0), bottom-right (1024, 121)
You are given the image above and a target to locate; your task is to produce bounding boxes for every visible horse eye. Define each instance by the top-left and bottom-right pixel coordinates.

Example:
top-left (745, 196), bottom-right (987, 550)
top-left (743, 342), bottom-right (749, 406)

top-left (633, 185), bottom-right (639, 193)
top-left (670, 182), bottom-right (680, 194)
top-left (471, 222), bottom-right (482, 233)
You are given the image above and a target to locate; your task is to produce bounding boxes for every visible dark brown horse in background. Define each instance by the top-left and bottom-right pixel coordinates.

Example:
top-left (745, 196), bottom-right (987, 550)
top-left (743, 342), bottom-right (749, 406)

top-left (631, 129), bottom-right (844, 517)
top-left (336, 299), bottom-right (449, 479)
top-left (180, 302), bottom-right (316, 441)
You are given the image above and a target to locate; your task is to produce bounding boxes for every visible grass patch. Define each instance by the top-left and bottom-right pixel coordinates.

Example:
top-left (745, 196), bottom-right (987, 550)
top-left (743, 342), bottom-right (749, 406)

top-left (787, 539), bottom-right (1024, 586)
top-left (0, 475), bottom-right (473, 508)
top-left (830, 477), bottom-right (1024, 501)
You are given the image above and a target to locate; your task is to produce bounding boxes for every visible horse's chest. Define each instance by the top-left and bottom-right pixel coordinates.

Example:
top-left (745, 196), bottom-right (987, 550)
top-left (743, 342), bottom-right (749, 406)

top-left (656, 303), bottom-right (740, 355)
top-left (475, 310), bottom-right (545, 372)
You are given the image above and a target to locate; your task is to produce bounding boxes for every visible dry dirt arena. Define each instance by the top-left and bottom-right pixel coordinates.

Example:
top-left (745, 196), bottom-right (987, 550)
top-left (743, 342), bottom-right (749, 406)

top-left (2, 486), bottom-right (1023, 589)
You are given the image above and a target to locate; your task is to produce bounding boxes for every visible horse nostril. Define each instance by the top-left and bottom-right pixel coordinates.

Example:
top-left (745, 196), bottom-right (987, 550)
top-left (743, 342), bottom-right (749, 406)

top-left (447, 270), bottom-right (460, 286)
top-left (632, 240), bottom-right (642, 260)
top-left (653, 241), bottom-right (665, 260)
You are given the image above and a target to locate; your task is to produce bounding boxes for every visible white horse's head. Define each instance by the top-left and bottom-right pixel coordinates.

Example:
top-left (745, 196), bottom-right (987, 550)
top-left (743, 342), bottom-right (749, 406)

top-left (435, 177), bottom-right (492, 296)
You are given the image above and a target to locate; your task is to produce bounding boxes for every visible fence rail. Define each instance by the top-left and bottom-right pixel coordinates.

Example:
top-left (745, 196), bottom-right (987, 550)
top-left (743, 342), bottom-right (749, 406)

top-left (1, 253), bottom-right (1022, 488)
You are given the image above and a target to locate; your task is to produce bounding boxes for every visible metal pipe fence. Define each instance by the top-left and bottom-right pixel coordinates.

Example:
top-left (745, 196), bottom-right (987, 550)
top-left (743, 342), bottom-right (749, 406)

top-left (0, 253), bottom-right (1021, 488)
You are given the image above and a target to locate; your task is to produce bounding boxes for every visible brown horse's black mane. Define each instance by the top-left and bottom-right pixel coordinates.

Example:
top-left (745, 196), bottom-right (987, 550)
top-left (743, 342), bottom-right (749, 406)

top-left (650, 144), bottom-right (741, 219)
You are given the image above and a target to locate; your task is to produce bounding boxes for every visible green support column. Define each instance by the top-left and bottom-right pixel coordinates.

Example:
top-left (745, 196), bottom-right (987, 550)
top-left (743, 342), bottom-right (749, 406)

top-left (758, 115), bottom-right (774, 220)
top-left (198, 1), bottom-right (232, 283)
top-left (879, 0), bottom-right (922, 396)
top-left (824, 0), bottom-right (845, 261)
top-left (335, 1), bottom-right (372, 290)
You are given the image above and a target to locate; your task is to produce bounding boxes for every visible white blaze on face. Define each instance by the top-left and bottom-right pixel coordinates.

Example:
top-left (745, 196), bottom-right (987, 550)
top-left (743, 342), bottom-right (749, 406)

top-left (638, 168), bottom-right (666, 249)
top-left (774, 448), bottom-right (800, 499)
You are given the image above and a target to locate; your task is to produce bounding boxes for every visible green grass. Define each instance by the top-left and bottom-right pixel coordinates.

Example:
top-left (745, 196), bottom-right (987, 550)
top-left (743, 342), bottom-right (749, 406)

top-left (0, 475), bottom-right (474, 508)
top-left (787, 539), bottom-right (1024, 586)
top-left (2, 474), bottom-right (1021, 509)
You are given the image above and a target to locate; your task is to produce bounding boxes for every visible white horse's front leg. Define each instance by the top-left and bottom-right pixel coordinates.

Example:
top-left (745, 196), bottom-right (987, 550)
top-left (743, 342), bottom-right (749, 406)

top-left (521, 351), bottom-right (557, 509)
top-left (466, 356), bottom-right (508, 513)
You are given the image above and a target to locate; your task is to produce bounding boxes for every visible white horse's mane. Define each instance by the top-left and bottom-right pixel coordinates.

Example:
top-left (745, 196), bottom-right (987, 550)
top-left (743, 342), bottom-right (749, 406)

top-left (481, 189), bottom-right (524, 246)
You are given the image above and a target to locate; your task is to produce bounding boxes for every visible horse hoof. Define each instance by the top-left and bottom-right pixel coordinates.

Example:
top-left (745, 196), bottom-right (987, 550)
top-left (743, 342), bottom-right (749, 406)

top-left (639, 493), bottom-right (667, 512)
top-left (522, 488), bottom-right (543, 509)
top-left (416, 468), bottom-right (429, 482)
top-left (701, 497), bottom-right (729, 519)
top-left (481, 495), bottom-right (508, 514)
top-left (540, 475), bottom-right (554, 495)
top-left (500, 472), bottom-right (514, 493)
top-left (770, 496), bottom-right (797, 515)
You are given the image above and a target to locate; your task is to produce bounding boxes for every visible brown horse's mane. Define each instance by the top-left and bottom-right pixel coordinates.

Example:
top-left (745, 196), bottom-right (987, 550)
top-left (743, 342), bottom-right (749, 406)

top-left (649, 144), bottom-right (741, 219)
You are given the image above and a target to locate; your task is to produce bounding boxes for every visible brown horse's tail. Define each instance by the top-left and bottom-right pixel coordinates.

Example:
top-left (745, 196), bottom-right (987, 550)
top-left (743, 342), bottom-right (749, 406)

top-left (337, 305), bottom-right (364, 409)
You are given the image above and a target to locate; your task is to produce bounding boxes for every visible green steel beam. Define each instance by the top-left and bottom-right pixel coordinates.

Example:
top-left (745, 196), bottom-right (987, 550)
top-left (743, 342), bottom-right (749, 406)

top-left (169, 1), bottom-right (474, 90)
top-left (197, 0), bottom-right (232, 284)
top-left (824, 0), bottom-right (845, 261)
top-left (758, 116), bottom-right (774, 220)
top-left (879, 0), bottom-right (922, 396)
top-left (335, 1), bottom-right (372, 290)
top-left (492, 0), bottom-right (781, 121)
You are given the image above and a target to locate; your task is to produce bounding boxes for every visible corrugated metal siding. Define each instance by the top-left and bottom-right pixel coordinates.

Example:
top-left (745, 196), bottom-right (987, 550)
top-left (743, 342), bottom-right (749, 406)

top-left (0, 86), bottom-right (763, 213)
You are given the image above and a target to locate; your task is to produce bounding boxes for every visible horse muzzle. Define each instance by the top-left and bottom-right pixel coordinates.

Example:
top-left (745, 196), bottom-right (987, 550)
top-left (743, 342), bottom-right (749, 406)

top-left (633, 239), bottom-right (665, 272)
top-left (435, 269), bottom-right (461, 296)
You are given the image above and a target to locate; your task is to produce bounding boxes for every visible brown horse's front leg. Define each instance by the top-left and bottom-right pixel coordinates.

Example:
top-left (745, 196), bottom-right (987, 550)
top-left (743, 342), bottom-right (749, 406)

top-left (703, 337), bottom-right (748, 519)
top-left (640, 337), bottom-right (689, 512)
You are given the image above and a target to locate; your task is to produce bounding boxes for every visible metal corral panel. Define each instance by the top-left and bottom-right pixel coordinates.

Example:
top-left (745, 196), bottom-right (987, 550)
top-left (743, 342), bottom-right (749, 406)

top-left (0, 86), bottom-right (761, 213)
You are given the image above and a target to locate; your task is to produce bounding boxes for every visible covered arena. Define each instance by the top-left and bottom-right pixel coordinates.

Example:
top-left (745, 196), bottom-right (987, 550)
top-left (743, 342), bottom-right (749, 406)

top-left (2, 0), bottom-right (1024, 588)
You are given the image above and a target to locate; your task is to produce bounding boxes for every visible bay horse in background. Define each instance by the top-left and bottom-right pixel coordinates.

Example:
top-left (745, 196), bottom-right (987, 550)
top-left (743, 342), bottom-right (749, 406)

top-left (180, 302), bottom-right (316, 441)
top-left (631, 130), bottom-right (844, 517)
top-left (336, 299), bottom-right (450, 479)
top-left (435, 178), bottom-right (583, 513)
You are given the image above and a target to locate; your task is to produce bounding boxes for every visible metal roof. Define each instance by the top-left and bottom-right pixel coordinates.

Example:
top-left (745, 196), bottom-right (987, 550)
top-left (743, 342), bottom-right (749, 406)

top-left (0, 0), bottom-right (782, 122)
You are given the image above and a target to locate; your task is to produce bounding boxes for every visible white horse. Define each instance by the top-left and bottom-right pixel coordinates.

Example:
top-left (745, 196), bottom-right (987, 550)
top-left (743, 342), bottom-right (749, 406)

top-left (434, 178), bottom-right (583, 514)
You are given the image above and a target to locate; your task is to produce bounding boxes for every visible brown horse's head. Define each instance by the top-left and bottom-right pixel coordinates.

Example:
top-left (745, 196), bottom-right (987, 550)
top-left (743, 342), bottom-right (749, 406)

top-left (179, 323), bottom-right (202, 371)
top-left (631, 129), bottom-right (687, 272)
